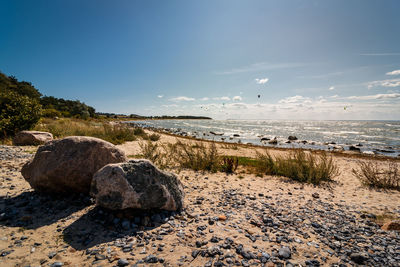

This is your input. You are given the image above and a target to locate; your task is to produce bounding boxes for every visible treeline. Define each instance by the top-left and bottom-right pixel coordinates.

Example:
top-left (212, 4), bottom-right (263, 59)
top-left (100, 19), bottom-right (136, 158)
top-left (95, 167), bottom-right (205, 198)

top-left (0, 72), bottom-right (96, 119)
top-left (0, 71), bottom-right (96, 137)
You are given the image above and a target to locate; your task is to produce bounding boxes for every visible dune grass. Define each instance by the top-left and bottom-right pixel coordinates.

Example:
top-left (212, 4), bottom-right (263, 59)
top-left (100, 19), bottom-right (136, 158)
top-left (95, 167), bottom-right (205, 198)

top-left (352, 160), bottom-right (399, 191)
top-left (255, 150), bottom-right (339, 184)
top-left (139, 139), bottom-right (339, 184)
top-left (34, 118), bottom-right (145, 145)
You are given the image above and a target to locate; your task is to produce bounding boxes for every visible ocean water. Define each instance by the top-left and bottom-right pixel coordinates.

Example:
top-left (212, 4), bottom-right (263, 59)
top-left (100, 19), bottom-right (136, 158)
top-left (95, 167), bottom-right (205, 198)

top-left (129, 120), bottom-right (400, 157)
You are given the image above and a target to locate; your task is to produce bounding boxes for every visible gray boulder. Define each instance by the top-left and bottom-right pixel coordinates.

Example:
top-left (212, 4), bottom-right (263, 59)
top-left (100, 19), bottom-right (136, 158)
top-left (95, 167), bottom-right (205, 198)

top-left (91, 159), bottom-right (185, 211)
top-left (13, 131), bottom-right (53, 145)
top-left (21, 136), bottom-right (127, 194)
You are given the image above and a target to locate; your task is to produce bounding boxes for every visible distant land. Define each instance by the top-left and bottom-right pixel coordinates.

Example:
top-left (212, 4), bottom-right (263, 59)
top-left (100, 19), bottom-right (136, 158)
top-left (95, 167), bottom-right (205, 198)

top-left (96, 112), bottom-right (212, 120)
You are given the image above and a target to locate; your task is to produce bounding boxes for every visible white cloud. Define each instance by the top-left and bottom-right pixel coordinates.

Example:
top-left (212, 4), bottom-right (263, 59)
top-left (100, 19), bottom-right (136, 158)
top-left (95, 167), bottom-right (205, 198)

top-left (200, 97), bottom-right (209, 101)
top-left (255, 78), bottom-right (269, 84)
top-left (367, 78), bottom-right (400, 89)
top-left (386, 69), bottom-right (400, 76)
top-left (216, 62), bottom-right (305, 75)
top-left (169, 96), bottom-right (195, 102)
top-left (157, 95), bottom-right (164, 98)
top-left (213, 96), bottom-right (231, 101)
top-left (278, 95), bottom-right (310, 104)
top-left (329, 86), bottom-right (335, 91)
top-left (233, 96), bottom-right (242, 101)
top-left (347, 93), bottom-right (400, 100)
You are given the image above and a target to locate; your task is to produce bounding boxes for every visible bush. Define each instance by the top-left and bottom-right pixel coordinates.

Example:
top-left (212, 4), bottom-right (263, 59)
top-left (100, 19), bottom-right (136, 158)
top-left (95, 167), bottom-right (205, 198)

top-left (149, 133), bottom-right (161, 142)
top-left (352, 161), bottom-right (399, 191)
top-left (257, 150), bottom-right (339, 184)
top-left (0, 90), bottom-right (42, 137)
top-left (42, 108), bottom-right (62, 118)
top-left (220, 156), bottom-right (239, 174)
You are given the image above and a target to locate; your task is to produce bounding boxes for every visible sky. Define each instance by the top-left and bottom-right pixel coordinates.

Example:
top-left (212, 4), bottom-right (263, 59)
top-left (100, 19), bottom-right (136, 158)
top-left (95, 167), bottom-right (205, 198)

top-left (1, 0), bottom-right (400, 120)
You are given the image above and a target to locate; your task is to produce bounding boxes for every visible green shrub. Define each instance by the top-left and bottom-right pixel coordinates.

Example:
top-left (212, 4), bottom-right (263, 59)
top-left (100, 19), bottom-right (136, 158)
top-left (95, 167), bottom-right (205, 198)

top-left (220, 156), bottom-right (239, 174)
top-left (149, 133), bottom-right (161, 141)
top-left (0, 90), bottom-right (42, 137)
top-left (256, 150), bottom-right (339, 184)
top-left (42, 108), bottom-right (62, 118)
top-left (352, 161), bottom-right (399, 191)
top-left (133, 127), bottom-right (146, 136)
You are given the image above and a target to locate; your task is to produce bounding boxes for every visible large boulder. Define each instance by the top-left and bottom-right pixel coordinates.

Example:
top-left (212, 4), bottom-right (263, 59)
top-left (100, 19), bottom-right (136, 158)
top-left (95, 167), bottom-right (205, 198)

top-left (21, 136), bottom-right (127, 194)
top-left (13, 131), bottom-right (53, 145)
top-left (91, 159), bottom-right (185, 211)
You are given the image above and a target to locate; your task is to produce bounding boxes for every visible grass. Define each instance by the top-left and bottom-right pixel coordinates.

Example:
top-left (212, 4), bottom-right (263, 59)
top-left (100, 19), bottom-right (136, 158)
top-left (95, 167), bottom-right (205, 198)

top-left (138, 139), bottom-right (339, 184)
top-left (33, 118), bottom-right (147, 145)
top-left (256, 150), bottom-right (339, 184)
top-left (139, 140), bottom-right (221, 172)
top-left (352, 160), bottom-right (400, 191)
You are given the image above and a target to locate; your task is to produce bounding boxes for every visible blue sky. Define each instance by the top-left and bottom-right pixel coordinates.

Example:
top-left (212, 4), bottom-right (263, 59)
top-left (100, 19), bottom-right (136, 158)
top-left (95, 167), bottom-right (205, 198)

top-left (1, 0), bottom-right (399, 120)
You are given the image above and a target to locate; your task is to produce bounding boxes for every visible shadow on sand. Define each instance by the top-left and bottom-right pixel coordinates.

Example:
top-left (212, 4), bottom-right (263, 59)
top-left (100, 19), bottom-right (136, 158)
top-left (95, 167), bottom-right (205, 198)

top-left (0, 191), bottom-right (91, 229)
top-left (62, 206), bottom-right (176, 250)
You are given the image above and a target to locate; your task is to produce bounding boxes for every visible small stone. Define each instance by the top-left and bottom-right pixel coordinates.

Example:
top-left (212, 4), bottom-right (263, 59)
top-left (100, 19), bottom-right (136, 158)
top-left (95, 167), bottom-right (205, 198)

top-left (350, 253), bottom-right (368, 264)
top-left (381, 220), bottom-right (400, 231)
top-left (312, 193), bottom-right (319, 199)
top-left (278, 246), bottom-right (291, 259)
top-left (218, 215), bottom-right (227, 221)
top-left (50, 262), bottom-right (63, 267)
top-left (117, 258), bottom-right (129, 266)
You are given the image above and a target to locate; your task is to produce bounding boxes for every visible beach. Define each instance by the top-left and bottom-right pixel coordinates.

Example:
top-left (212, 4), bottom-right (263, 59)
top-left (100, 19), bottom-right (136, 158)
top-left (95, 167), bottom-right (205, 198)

top-left (1, 129), bottom-right (400, 267)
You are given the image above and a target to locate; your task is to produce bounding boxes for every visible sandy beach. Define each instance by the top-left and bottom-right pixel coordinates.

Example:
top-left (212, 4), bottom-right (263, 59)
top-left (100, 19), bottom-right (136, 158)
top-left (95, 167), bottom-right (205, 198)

top-left (1, 130), bottom-right (400, 267)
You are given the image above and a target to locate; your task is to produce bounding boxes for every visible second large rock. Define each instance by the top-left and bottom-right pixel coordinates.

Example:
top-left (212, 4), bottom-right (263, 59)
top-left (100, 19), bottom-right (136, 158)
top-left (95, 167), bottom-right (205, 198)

top-left (91, 160), bottom-right (185, 211)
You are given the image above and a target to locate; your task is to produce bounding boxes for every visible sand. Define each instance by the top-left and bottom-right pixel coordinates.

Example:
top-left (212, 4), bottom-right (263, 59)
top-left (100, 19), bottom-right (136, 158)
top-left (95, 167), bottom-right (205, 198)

top-left (0, 130), bottom-right (399, 267)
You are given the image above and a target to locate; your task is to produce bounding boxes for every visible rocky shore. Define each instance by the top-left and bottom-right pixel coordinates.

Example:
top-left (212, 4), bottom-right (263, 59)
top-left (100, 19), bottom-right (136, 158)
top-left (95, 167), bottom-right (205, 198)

top-left (1, 143), bottom-right (400, 266)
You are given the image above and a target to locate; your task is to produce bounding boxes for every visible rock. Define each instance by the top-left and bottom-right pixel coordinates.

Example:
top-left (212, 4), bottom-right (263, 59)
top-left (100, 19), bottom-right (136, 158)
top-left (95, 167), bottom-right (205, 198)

top-left (268, 139), bottom-right (278, 145)
top-left (233, 134), bottom-right (240, 137)
top-left (278, 246), bottom-right (291, 259)
top-left (288, 136), bottom-right (298, 141)
top-left (117, 258), bottom-right (129, 266)
top-left (91, 159), bottom-right (185, 211)
top-left (13, 131), bottom-right (53, 146)
top-left (260, 137), bottom-right (270, 141)
top-left (210, 131), bottom-right (223, 136)
top-left (350, 252), bottom-right (368, 264)
top-left (21, 136), bottom-right (126, 194)
top-left (349, 146), bottom-right (361, 152)
top-left (218, 215), bottom-right (227, 221)
top-left (381, 220), bottom-right (400, 231)
top-left (312, 192), bottom-right (320, 199)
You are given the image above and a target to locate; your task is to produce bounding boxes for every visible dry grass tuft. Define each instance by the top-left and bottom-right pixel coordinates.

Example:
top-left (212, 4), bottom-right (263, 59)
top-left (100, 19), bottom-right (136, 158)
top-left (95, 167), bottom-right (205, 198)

top-left (34, 118), bottom-right (141, 144)
top-left (352, 160), bottom-right (399, 191)
top-left (256, 150), bottom-right (339, 184)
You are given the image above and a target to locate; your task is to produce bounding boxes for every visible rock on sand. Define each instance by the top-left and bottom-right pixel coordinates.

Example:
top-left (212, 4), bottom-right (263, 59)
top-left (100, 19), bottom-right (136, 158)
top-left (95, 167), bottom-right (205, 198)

top-left (91, 159), bottom-right (185, 211)
top-left (21, 136), bottom-right (127, 194)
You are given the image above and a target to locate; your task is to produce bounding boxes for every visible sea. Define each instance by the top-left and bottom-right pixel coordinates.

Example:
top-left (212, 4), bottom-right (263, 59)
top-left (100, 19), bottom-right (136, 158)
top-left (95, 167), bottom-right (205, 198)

top-left (128, 120), bottom-right (400, 157)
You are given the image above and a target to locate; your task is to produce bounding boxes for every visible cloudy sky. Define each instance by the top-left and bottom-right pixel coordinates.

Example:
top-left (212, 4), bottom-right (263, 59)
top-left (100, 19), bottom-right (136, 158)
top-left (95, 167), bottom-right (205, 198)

top-left (1, 0), bottom-right (399, 120)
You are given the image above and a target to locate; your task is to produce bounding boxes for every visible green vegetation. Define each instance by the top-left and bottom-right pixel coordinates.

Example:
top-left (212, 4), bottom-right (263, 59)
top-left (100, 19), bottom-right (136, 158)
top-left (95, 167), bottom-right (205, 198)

top-left (139, 140), bottom-right (338, 183)
top-left (0, 90), bottom-right (42, 138)
top-left (139, 140), bottom-right (220, 172)
top-left (220, 156), bottom-right (239, 174)
top-left (40, 96), bottom-right (96, 119)
top-left (353, 160), bottom-right (399, 191)
top-left (149, 133), bottom-right (161, 141)
top-left (34, 118), bottom-right (143, 145)
top-left (256, 150), bottom-right (339, 184)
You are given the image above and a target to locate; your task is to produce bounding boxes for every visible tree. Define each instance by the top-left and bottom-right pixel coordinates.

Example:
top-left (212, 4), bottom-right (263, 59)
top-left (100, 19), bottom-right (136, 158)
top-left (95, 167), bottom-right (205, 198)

top-left (0, 90), bottom-right (42, 137)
